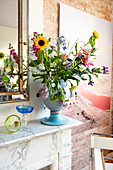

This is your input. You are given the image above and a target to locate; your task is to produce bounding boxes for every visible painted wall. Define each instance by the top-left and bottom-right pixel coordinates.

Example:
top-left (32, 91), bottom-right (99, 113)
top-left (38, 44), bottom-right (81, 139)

top-left (0, 0), bottom-right (44, 126)
top-left (0, 26), bottom-right (18, 54)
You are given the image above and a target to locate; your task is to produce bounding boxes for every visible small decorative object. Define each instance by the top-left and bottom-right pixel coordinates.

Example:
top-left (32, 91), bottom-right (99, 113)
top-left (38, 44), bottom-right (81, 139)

top-left (5, 114), bottom-right (21, 133)
top-left (29, 31), bottom-right (108, 126)
top-left (16, 105), bottom-right (34, 130)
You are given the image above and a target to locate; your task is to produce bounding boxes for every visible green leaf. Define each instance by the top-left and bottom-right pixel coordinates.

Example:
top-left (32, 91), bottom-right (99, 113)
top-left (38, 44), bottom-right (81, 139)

top-left (48, 49), bottom-right (53, 54)
top-left (88, 75), bottom-right (91, 82)
top-left (89, 36), bottom-right (95, 48)
top-left (32, 73), bottom-right (45, 77)
top-left (11, 84), bottom-right (17, 90)
top-left (94, 74), bottom-right (98, 77)
top-left (34, 77), bottom-right (42, 81)
top-left (67, 76), bottom-right (80, 85)
top-left (37, 50), bottom-right (44, 63)
top-left (44, 49), bottom-right (48, 60)
top-left (3, 75), bottom-right (10, 83)
top-left (48, 38), bottom-right (51, 42)
top-left (10, 61), bottom-right (14, 72)
top-left (29, 60), bottom-right (40, 67)
top-left (16, 78), bottom-right (19, 84)
top-left (67, 58), bottom-right (73, 62)
top-left (75, 43), bottom-right (78, 56)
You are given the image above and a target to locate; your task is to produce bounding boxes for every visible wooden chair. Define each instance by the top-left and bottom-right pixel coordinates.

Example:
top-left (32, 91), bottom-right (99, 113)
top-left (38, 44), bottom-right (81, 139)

top-left (90, 133), bottom-right (113, 170)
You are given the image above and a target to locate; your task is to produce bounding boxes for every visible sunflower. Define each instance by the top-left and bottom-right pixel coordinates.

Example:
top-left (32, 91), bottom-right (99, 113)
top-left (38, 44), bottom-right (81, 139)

top-left (93, 30), bottom-right (99, 39)
top-left (35, 36), bottom-right (49, 50)
top-left (0, 52), bottom-right (4, 60)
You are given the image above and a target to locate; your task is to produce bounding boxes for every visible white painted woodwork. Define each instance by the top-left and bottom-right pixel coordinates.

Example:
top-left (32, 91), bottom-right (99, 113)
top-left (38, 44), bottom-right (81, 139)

top-left (0, 117), bottom-right (82, 170)
top-left (94, 148), bottom-right (105, 170)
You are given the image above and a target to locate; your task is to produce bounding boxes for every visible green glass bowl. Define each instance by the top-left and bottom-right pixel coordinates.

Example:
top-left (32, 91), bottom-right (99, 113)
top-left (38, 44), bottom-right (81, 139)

top-left (5, 115), bottom-right (21, 133)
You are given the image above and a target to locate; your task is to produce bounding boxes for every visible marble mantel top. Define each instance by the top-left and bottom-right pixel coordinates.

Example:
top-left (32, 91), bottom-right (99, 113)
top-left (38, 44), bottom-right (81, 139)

top-left (0, 117), bottom-right (82, 148)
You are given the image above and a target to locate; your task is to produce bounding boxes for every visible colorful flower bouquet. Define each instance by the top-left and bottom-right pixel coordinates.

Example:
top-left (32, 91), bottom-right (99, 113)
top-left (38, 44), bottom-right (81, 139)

top-left (29, 30), bottom-right (108, 106)
top-left (0, 45), bottom-right (19, 90)
top-left (0, 44), bottom-right (27, 92)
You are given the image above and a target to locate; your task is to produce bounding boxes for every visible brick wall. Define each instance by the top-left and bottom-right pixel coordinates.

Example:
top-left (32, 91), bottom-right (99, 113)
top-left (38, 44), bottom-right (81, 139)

top-left (43, 0), bottom-right (112, 39)
top-left (43, 0), bottom-right (113, 169)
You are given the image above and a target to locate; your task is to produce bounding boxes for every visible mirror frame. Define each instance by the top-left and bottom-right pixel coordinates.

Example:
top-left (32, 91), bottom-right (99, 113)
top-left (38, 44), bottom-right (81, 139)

top-left (0, 0), bottom-right (29, 103)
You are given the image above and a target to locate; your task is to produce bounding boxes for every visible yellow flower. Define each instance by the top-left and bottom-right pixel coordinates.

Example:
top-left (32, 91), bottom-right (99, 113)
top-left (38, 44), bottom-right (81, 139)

top-left (69, 85), bottom-right (77, 91)
top-left (35, 36), bottom-right (49, 50)
top-left (0, 51), bottom-right (4, 60)
top-left (94, 30), bottom-right (99, 39)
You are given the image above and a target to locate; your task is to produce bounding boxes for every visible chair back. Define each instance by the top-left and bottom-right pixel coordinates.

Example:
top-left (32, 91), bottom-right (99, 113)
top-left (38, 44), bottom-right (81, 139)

top-left (90, 133), bottom-right (113, 170)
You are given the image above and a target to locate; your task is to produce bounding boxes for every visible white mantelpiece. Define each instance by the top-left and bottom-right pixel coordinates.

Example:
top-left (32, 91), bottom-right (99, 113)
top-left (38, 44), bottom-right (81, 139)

top-left (0, 117), bottom-right (82, 170)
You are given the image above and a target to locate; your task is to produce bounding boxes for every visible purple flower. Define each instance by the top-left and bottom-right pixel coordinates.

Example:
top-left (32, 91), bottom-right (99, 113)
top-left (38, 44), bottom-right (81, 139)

top-left (101, 66), bottom-right (109, 74)
top-left (63, 42), bottom-right (66, 46)
top-left (63, 46), bottom-right (67, 51)
top-left (58, 98), bottom-right (66, 107)
top-left (91, 68), bottom-right (96, 72)
top-left (0, 79), bottom-right (3, 85)
top-left (9, 75), bottom-right (14, 79)
top-left (56, 36), bottom-right (66, 47)
top-left (58, 36), bottom-right (65, 43)
top-left (56, 42), bottom-right (60, 47)
top-left (64, 62), bottom-right (72, 70)
top-left (88, 81), bottom-right (94, 86)
top-left (51, 46), bottom-right (55, 50)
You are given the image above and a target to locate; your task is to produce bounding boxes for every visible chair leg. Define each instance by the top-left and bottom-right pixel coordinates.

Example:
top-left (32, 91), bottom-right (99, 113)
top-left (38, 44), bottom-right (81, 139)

top-left (89, 148), bottom-right (94, 170)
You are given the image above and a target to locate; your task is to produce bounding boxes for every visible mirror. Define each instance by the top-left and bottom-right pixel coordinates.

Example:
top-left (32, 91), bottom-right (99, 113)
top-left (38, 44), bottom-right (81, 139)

top-left (0, 0), bottom-right (29, 103)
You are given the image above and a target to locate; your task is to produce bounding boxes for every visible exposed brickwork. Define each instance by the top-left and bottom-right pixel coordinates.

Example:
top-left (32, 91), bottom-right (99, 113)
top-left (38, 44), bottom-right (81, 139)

top-left (43, 0), bottom-right (113, 169)
top-left (71, 124), bottom-right (112, 170)
top-left (43, 0), bottom-right (112, 39)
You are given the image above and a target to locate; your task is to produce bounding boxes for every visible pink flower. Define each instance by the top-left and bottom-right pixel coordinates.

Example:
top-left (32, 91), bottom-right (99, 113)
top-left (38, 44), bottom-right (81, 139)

top-left (32, 43), bottom-right (40, 58)
top-left (86, 61), bottom-right (94, 67)
top-left (9, 46), bottom-right (19, 64)
top-left (38, 86), bottom-right (49, 100)
top-left (13, 52), bottom-right (17, 56)
top-left (34, 32), bottom-right (38, 35)
top-left (78, 52), bottom-right (82, 56)
top-left (34, 32), bottom-right (38, 38)
top-left (81, 48), bottom-right (92, 56)
top-left (31, 37), bottom-right (35, 41)
top-left (81, 55), bottom-right (89, 63)
top-left (10, 49), bottom-right (15, 55)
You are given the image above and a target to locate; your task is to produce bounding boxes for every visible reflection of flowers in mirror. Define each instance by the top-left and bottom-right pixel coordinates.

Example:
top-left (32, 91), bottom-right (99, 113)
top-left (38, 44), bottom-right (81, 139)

top-left (0, 49), bottom-right (19, 91)
top-left (8, 44), bottom-right (28, 94)
top-left (0, 44), bottom-right (22, 91)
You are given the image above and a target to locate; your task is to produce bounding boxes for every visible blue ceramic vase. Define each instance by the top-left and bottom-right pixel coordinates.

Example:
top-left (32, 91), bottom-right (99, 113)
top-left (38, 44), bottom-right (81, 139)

top-left (41, 79), bottom-right (70, 126)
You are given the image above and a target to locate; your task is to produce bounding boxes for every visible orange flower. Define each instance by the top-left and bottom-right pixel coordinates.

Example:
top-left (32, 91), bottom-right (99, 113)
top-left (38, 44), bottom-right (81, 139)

top-left (62, 54), bottom-right (68, 61)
